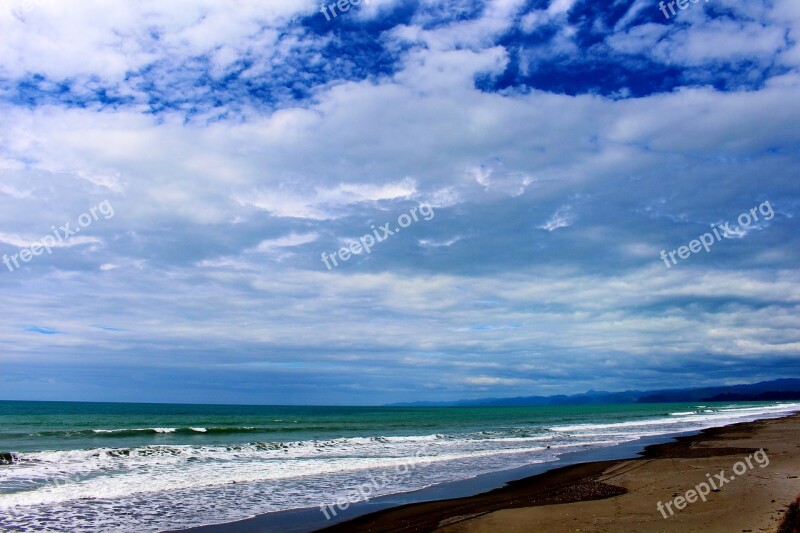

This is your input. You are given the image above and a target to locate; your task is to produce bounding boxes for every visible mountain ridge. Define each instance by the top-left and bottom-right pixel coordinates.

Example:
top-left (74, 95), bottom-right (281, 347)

top-left (385, 378), bottom-right (800, 407)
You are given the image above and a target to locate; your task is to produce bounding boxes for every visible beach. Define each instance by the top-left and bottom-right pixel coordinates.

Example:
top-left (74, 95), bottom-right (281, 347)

top-left (2, 401), bottom-right (799, 532)
top-left (322, 413), bottom-right (800, 532)
top-left (3, 2), bottom-right (799, 532)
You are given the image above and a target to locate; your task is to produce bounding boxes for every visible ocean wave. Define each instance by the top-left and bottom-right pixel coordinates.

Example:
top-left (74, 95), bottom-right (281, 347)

top-left (550, 402), bottom-right (800, 434)
top-left (93, 428), bottom-right (176, 434)
top-left (0, 443), bottom-right (559, 508)
top-left (5, 434), bottom-right (452, 471)
top-left (12, 425), bottom-right (388, 440)
top-left (3, 402), bottom-right (799, 533)
top-left (83, 426), bottom-right (261, 437)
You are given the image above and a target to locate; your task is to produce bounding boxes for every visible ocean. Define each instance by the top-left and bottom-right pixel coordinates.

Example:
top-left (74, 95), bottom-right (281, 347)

top-left (0, 400), bottom-right (798, 532)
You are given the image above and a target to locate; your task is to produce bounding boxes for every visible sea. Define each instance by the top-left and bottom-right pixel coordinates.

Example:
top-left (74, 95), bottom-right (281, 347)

top-left (0, 400), bottom-right (798, 532)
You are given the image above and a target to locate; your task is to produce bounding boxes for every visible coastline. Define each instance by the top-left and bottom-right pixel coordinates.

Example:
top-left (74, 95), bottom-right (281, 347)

top-left (321, 412), bottom-right (800, 533)
top-left (176, 411), bottom-right (800, 533)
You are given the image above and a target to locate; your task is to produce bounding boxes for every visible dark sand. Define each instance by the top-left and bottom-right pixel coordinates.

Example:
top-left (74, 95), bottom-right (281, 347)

top-left (177, 413), bottom-right (800, 533)
top-left (319, 413), bottom-right (800, 533)
top-left (178, 431), bottom-right (697, 533)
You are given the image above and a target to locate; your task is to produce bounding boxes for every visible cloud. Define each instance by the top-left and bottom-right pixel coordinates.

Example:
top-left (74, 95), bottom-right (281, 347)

top-left (539, 206), bottom-right (574, 232)
top-left (0, 183), bottom-right (32, 198)
top-left (254, 232), bottom-right (319, 252)
top-left (419, 236), bottom-right (461, 248)
top-left (0, 232), bottom-right (101, 248)
top-left (0, 0), bottom-right (797, 403)
top-left (234, 179), bottom-right (418, 220)
top-left (462, 377), bottom-right (530, 386)
top-left (25, 326), bottom-right (60, 335)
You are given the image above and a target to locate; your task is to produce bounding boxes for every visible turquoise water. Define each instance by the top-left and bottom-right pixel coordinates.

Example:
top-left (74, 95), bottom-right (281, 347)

top-left (0, 400), bottom-right (798, 531)
top-left (0, 401), bottom-right (737, 451)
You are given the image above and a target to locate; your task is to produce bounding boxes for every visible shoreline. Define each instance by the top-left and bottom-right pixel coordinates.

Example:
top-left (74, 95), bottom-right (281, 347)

top-left (177, 431), bottom-right (696, 533)
top-left (320, 413), bottom-right (800, 533)
top-left (176, 411), bottom-right (800, 533)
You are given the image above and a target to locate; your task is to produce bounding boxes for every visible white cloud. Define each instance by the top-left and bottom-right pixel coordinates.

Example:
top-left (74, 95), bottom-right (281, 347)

top-left (539, 206), bottom-right (574, 232)
top-left (235, 179), bottom-right (417, 220)
top-left (0, 232), bottom-right (100, 248)
top-left (254, 232), bottom-right (319, 252)
top-left (76, 171), bottom-right (125, 193)
top-left (463, 377), bottom-right (530, 386)
top-left (0, 0), bottom-right (318, 84)
top-left (419, 236), bottom-right (461, 247)
top-left (0, 183), bottom-right (32, 199)
top-left (0, 0), bottom-right (797, 401)
top-left (608, 5), bottom-right (789, 68)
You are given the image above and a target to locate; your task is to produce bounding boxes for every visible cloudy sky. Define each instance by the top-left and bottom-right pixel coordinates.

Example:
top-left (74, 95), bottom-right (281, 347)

top-left (0, 0), bottom-right (798, 405)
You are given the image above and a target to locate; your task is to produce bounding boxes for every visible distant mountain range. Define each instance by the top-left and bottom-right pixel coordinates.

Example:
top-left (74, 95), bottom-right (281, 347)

top-left (386, 378), bottom-right (800, 407)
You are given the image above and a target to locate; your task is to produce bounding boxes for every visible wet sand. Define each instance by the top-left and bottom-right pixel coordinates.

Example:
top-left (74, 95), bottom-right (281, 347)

top-left (320, 413), bottom-right (800, 533)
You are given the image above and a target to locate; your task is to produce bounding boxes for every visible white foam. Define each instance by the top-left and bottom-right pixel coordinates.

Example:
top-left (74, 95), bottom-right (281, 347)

top-left (92, 427), bottom-right (177, 434)
top-left (2, 402), bottom-right (798, 533)
top-left (551, 403), bottom-right (800, 434)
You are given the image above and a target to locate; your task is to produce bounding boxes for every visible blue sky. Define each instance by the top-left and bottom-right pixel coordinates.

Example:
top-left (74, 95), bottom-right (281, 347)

top-left (0, 0), bottom-right (798, 405)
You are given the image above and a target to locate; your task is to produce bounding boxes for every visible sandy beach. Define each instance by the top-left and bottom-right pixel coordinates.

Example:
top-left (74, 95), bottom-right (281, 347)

top-left (322, 413), bottom-right (800, 533)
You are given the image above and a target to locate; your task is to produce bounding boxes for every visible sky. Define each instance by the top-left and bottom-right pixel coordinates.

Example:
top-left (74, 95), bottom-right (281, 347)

top-left (0, 0), bottom-right (798, 405)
